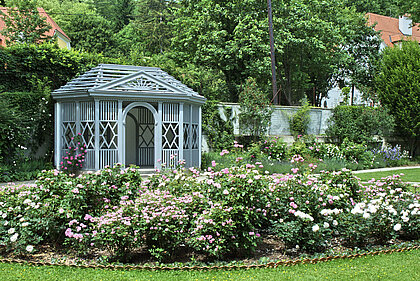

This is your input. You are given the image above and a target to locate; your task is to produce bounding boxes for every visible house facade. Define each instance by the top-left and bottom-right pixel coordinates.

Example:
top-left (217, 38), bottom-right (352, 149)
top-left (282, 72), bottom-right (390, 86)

top-left (0, 7), bottom-right (71, 49)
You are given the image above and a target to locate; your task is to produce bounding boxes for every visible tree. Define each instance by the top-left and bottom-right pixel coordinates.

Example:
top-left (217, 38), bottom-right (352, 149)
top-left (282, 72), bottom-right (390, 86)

top-left (117, 0), bottom-right (176, 55)
top-left (171, 0), bottom-right (270, 102)
top-left (399, 0), bottom-right (420, 22)
top-left (342, 0), bottom-right (402, 17)
top-left (336, 8), bottom-right (382, 102)
top-left (171, 0), bottom-right (381, 106)
top-left (273, 0), bottom-right (345, 105)
top-left (93, 0), bottom-right (134, 30)
top-left (64, 15), bottom-right (116, 54)
top-left (272, 1), bottom-right (381, 106)
top-left (239, 78), bottom-right (273, 141)
top-left (375, 40), bottom-right (420, 156)
top-left (326, 105), bottom-right (394, 144)
top-left (0, 0), bottom-right (51, 45)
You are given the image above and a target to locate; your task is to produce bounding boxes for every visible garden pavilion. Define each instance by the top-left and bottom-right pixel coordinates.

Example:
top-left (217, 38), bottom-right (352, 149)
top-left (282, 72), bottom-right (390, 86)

top-left (52, 64), bottom-right (206, 170)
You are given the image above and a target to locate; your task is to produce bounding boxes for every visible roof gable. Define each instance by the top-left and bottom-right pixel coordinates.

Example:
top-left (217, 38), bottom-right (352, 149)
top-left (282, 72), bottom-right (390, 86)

top-left (93, 71), bottom-right (182, 94)
top-left (366, 13), bottom-right (420, 47)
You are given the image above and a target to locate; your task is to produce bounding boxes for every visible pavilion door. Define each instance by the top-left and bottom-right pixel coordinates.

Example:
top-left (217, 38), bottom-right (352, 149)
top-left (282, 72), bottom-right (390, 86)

top-left (126, 107), bottom-right (155, 167)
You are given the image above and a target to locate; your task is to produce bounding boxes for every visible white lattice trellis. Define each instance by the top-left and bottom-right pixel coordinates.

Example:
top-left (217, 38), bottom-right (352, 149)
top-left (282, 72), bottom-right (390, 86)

top-left (161, 103), bottom-right (180, 167)
top-left (99, 101), bottom-right (119, 168)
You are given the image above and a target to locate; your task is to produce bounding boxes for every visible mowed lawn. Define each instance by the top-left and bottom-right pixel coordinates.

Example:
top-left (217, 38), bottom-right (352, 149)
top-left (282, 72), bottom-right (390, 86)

top-left (0, 249), bottom-right (419, 280)
top-left (355, 168), bottom-right (420, 183)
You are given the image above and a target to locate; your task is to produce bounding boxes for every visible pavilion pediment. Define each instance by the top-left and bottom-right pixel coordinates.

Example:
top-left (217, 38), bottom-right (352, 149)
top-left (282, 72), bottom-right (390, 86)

top-left (92, 71), bottom-right (181, 94)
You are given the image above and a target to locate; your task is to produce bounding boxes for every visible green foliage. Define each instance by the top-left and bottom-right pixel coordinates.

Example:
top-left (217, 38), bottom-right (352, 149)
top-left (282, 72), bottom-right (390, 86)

top-left (64, 15), bottom-right (117, 54)
top-left (288, 98), bottom-right (311, 137)
top-left (0, 0), bottom-right (51, 45)
top-left (343, 0), bottom-right (407, 19)
top-left (326, 105), bottom-right (395, 144)
top-left (202, 101), bottom-right (234, 151)
top-left (171, 0), bottom-right (270, 102)
top-left (239, 78), bottom-right (273, 141)
top-left (0, 159), bottom-right (52, 182)
top-left (0, 43), bottom-right (122, 92)
top-left (375, 41), bottom-right (420, 156)
top-left (94, 0), bottom-right (134, 31)
top-left (339, 139), bottom-right (374, 169)
top-left (259, 137), bottom-right (288, 161)
top-left (399, 1), bottom-right (420, 22)
top-left (0, 91), bottom-right (51, 165)
top-left (127, 0), bottom-right (175, 55)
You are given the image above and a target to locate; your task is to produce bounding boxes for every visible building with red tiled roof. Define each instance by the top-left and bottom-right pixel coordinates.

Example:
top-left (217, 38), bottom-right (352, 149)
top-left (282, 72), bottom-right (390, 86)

top-left (366, 13), bottom-right (420, 49)
top-left (0, 7), bottom-right (71, 49)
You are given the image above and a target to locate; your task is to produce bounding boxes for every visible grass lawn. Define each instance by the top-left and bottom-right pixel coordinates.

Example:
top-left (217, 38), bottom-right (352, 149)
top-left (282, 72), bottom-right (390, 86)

top-left (0, 250), bottom-right (419, 280)
top-left (355, 168), bottom-right (420, 183)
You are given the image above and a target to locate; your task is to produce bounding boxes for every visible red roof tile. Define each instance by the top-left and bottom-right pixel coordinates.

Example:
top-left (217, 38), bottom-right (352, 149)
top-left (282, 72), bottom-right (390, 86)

top-left (0, 7), bottom-right (70, 47)
top-left (366, 13), bottom-right (420, 47)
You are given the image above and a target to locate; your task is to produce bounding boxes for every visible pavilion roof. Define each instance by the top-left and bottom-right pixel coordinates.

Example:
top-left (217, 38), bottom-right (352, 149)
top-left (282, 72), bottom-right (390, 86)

top-left (52, 64), bottom-right (205, 103)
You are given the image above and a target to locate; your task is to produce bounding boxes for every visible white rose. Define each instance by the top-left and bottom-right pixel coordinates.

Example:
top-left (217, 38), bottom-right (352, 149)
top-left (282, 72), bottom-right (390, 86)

top-left (312, 224), bottom-right (320, 232)
top-left (26, 245), bottom-right (34, 252)
top-left (393, 223), bottom-right (402, 231)
top-left (10, 233), bottom-right (18, 242)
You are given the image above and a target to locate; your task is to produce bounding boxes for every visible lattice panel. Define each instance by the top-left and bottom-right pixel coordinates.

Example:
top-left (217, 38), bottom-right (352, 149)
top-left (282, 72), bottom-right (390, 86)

top-left (139, 124), bottom-right (154, 148)
top-left (81, 122), bottom-right (95, 149)
top-left (162, 103), bottom-right (179, 122)
top-left (162, 149), bottom-right (179, 168)
top-left (100, 101), bottom-right (118, 121)
top-left (80, 102), bottom-right (94, 121)
top-left (100, 150), bottom-right (118, 169)
top-left (100, 122), bottom-right (118, 149)
top-left (162, 123), bottom-right (179, 149)
top-left (62, 122), bottom-right (76, 149)
top-left (191, 124), bottom-right (199, 149)
top-left (62, 103), bottom-right (76, 122)
top-left (183, 123), bottom-right (191, 149)
top-left (137, 107), bottom-right (155, 148)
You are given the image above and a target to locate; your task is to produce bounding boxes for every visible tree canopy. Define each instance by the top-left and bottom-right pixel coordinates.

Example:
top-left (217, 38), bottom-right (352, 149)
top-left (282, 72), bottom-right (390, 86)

top-left (375, 40), bottom-right (420, 156)
top-left (2, 0), bottom-right (418, 106)
top-left (0, 0), bottom-right (51, 45)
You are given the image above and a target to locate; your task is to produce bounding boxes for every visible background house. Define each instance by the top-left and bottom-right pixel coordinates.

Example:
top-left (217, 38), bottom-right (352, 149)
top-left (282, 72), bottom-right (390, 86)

top-left (322, 13), bottom-right (419, 109)
top-left (367, 13), bottom-right (420, 49)
top-left (0, 7), bottom-right (71, 49)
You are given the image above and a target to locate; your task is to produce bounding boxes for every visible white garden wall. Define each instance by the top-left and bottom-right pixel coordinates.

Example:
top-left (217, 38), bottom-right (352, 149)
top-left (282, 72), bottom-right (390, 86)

top-left (218, 103), bottom-right (333, 136)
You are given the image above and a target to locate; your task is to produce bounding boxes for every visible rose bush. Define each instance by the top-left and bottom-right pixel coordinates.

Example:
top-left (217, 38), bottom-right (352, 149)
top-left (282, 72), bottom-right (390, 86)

top-left (0, 158), bottom-right (418, 262)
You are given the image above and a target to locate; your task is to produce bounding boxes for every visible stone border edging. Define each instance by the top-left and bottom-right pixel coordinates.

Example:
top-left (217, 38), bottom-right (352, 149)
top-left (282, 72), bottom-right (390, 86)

top-left (0, 246), bottom-right (418, 271)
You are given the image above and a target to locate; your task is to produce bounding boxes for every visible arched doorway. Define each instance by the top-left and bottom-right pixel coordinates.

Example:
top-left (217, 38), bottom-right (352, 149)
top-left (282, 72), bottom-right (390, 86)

top-left (124, 105), bottom-right (156, 168)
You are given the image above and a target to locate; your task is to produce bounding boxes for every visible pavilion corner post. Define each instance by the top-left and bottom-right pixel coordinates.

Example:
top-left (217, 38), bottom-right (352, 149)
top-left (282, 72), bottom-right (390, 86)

top-left (54, 102), bottom-right (61, 169)
top-left (267, 0), bottom-right (278, 105)
top-left (94, 100), bottom-right (100, 171)
top-left (117, 100), bottom-right (123, 165)
top-left (156, 102), bottom-right (163, 170)
top-left (198, 106), bottom-right (202, 168)
top-left (179, 103), bottom-right (184, 163)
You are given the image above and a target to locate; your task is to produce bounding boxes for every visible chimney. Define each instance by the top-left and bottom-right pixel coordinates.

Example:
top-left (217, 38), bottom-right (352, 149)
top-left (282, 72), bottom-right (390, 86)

top-left (399, 16), bottom-right (412, 36)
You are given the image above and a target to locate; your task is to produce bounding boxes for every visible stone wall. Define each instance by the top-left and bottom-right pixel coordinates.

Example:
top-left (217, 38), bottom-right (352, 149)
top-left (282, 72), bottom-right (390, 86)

top-left (218, 103), bottom-right (333, 136)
